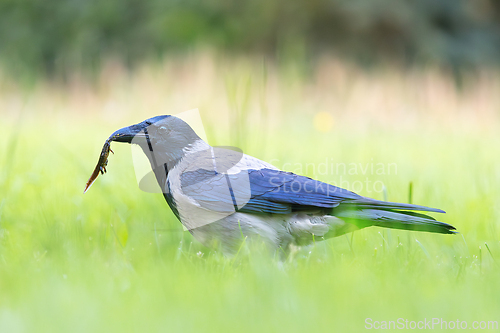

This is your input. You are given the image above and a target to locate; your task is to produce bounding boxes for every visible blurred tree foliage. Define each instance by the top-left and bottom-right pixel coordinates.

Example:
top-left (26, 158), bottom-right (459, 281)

top-left (0, 0), bottom-right (499, 76)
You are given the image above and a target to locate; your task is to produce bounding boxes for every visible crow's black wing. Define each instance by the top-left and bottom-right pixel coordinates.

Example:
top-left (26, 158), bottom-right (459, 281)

top-left (180, 168), bottom-right (360, 214)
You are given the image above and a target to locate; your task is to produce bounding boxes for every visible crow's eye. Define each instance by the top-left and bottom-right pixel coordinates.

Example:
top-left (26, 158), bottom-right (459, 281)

top-left (158, 126), bottom-right (168, 135)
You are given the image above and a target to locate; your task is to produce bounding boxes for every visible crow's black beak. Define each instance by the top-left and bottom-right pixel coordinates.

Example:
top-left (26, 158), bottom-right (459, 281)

top-left (108, 123), bottom-right (147, 143)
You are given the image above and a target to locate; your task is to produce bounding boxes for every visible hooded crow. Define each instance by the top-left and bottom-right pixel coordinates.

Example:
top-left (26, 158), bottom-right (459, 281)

top-left (85, 115), bottom-right (456, 254)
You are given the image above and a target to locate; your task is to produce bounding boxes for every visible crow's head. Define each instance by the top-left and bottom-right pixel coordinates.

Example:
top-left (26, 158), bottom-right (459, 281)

top-left (108, 116), bottom-right (201, 155)
top-left (110, 114), bottom-right (205, 166)
top-left (110, 115), bottom-right (201, 148)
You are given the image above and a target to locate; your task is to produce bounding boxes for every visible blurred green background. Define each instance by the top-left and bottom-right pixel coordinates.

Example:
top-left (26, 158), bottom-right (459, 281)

top-left (1, 0), bottom-right (500, 77)
top-left (1, 1), bottom-right (500, 332)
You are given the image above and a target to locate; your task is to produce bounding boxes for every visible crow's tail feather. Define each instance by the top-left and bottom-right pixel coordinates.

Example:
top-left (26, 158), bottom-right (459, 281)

top-left (334, 208), bottom-right (456, 234)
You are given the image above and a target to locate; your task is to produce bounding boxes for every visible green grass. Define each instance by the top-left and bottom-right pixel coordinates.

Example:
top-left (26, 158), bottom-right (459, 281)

top-left (1, 58), bottom-right (499, 332)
